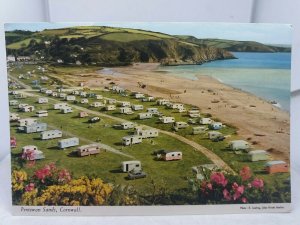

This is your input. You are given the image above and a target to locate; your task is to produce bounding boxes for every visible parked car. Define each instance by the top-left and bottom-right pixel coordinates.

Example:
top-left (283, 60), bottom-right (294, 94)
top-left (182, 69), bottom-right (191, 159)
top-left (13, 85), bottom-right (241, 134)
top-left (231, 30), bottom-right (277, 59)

top-left (127, 170), bottom-right (147, 180)
top-left (211, 136), bottom-right (225, 142)
top-left (89, 117), bottom-right (101, 123)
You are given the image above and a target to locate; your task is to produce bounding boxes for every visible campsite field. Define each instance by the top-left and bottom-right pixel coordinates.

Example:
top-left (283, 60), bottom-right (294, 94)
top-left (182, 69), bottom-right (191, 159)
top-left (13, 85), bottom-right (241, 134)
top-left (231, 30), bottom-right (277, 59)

top-left (8, 63), bottom-right (290, 200)
top-left (9, 95), bottom-right (212, 194)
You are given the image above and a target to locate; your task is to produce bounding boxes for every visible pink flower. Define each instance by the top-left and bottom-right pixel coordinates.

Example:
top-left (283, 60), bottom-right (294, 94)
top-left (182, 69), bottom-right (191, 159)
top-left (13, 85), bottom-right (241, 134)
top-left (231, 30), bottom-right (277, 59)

top-left (223, 189), bottom-right (231, 201)
top-left (22, 149), bottom-right (35, 161)
top-left (206, 183), bottom-right (213, 190)
top-left (232, 182), bottom-right (245, 200)
top-left (240, 166), bottom-right (252, 181)
top-left (241, 197), bottom-right (248, 203)
top-left (210, 172), bottom-right (228, 187)
top-left (25, 183), bottom-right (35, 192)
top-left (251, 178), bottom-right (264, 189)
top-left (35, 166), bottom-right (52, 183)
top-left (58, 169), bottom-right (71, 183)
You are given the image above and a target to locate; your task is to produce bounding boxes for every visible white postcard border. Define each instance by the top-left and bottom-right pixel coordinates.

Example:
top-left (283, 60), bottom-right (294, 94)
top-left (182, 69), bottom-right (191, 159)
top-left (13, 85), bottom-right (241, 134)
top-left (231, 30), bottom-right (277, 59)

top-left (12, 203), bottom-right (291, 216)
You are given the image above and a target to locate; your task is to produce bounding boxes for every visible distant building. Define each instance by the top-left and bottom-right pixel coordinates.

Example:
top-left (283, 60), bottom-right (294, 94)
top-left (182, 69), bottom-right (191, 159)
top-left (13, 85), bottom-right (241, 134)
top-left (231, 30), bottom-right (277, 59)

top-left (6, 55), bottom-right (16, 62)
top-left (58, 137), bottom-right (79, 149)
top-left (41, 130), bottom-right (62, 140)
top-left (77, 144), bottom-right (101, 157)
top-left (122, 135), bottom-right (143, 146)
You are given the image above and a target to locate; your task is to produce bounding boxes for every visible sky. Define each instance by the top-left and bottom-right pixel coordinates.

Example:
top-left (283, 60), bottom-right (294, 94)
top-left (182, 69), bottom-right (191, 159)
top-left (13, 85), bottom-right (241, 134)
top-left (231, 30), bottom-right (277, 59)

top-left (5, 22), bottom-right (292, 45)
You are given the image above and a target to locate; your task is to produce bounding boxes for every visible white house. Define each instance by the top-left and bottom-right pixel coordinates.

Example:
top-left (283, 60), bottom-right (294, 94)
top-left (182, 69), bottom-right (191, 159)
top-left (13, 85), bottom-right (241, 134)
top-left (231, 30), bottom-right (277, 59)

top-left (35, 110), bottom-right (48, 117)
top-left (105, 105), bottom-right (116, 111)
top-left (138, 112), bottom-right (153, 120)
top-left (72, 90), bottom-right (80, 95)
top-left (188, 110), bottom-right (200, 118)
top-left (208, 131), bottom-right (223, 140)
top-left (229, 140), bottom-right (251, 151)
top-left (159, 150), bottom-right (183, 161)
top-left (135, 127), bottom-right (159, 138)
top-left (248, 150), bottom-right (268, 162)
top-left (157, 99), bottom-right (170, 106)
top-left (135, 93), bottom-right (145, 99)
top-left (59, 93), bottom-right (67, 98)
top-left (95, 95), bottom-right (103, 100)
top-left (51, 92), bottom-right (58, 97)
top-left (132, 105), bottom-right (144, 111)
top-left (120, 107), bottom-right (133, 115)
top-left (65, 95), bottom-right (76, 101)
top-left (121, 161), bottom-right (141, 172)
top-left (209, 122), bottom-right (223, 130)
top-left (45, 90), bottom-right (53, 95)
top-left (122, 135), bottom-right (143, 146)
top-left (18, 118), bottom-right (37, 127)
top-left (159, 116), bottom-right (175, 124)
top-left (10, 113), bottom-right (20, 121)
top-left (80, 98), bottom-right (89, 104)
top-left (142, 96), bottom-right (155, 102)
top-left (199, 117), bottom-right (213, 125)
top-left (112, 85), bottom-right (125, 93)
top-left (119, 101), bottom-right (131, 107)
top-left (9, 100), bottom-right (19, 106)
top-left (21, 105), bottom-right (35, 112)
top-left (24, 122), bottom-right (47, 133)
top-left (18, 103), bottom-right (29, 109)
top-left (90, 102), bottom-right (104, 108)
top-left (167, 103), bottom-right (184, 110)
top-left (54, 102), bottom-right (69, 110)
top-left (38, 97), bottom-right (48, 104)
top-left (177, 108), bottom-right (187, 113)
top-left (77, 144), bottom-right (101, 156)
top-left (120, 122), bottom-right (135, 130)
top-left (61, 107), bottom-right (73, 114)
top-left (58, 137), bottom-right (79, 149)
top-left (174, 121), bottom-right (189, 129)
top-left (80, 91), bottom-right (87, 97)
top-left (12, 91), bottom-right (19, 96)
top-left (107, 98), bottom-right (117, 104)
top-left (41, 130), bottom-right (63, 140)
top-left (6, 55), bottom-right (16, 62)
top-left (147, 108), bottom-right (159, 115)
top-left (192, 126), bottom-right (208, 135)
top-left (21, 145), bottom-right (45, 160)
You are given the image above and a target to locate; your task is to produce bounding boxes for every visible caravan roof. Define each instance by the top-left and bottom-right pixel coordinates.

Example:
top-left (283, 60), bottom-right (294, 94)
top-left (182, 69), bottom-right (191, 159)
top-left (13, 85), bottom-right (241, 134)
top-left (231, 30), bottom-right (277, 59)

top-left (248, 150), bottom-right (267, 155)
top-left (265, 161), bottom-right (286, 167)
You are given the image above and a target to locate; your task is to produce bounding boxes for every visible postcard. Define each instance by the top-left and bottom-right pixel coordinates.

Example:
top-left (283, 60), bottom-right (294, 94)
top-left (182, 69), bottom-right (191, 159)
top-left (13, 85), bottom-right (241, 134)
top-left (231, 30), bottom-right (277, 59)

top-left (5, 22), bottom-right (291, 216)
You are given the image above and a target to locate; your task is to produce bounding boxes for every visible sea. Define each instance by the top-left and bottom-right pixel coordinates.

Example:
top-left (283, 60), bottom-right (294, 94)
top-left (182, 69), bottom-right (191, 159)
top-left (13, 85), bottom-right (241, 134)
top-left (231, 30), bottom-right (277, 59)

top-left (158, 52), bottom-right (291, 112)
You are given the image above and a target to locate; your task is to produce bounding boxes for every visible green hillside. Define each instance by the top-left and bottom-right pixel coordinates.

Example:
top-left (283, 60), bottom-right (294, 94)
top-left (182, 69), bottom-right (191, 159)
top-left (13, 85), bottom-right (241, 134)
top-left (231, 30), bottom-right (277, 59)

top-left (176, 36), bottom-right (291, 53)
top-left (5, 26), bottom-right (234, 66)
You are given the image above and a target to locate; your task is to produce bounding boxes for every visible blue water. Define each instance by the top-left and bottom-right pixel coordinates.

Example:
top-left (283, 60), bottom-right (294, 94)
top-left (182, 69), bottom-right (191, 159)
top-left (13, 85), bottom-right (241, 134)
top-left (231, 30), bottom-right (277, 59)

top-left (158, 52), bottom-right (291, 111)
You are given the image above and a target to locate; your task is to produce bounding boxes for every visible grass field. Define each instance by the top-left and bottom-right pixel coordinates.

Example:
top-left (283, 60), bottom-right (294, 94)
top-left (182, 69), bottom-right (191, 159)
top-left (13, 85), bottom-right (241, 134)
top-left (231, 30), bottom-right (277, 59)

top-left (9, 95), bottom-right (211, 194)
top-left (100, 32), bottom-right (160, 42)
top-left (6, 38), bottom-right (41, 49)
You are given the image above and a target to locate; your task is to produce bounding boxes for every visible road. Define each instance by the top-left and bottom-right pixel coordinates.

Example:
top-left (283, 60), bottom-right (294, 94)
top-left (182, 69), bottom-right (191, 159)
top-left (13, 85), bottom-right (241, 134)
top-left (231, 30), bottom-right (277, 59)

top-left (20, 89), bottom-right (236, 174)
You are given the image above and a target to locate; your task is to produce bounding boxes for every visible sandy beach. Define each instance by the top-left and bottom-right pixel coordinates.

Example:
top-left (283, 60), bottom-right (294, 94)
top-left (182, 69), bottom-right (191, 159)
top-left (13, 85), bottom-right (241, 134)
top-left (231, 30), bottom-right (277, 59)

top-left (72, 63), bottom-right (290, 162)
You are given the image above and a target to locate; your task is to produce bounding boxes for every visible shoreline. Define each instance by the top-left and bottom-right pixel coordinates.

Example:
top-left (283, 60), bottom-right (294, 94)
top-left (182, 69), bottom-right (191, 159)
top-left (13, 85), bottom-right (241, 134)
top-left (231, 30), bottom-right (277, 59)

top-left (75, 63), bottom-right (290, 162)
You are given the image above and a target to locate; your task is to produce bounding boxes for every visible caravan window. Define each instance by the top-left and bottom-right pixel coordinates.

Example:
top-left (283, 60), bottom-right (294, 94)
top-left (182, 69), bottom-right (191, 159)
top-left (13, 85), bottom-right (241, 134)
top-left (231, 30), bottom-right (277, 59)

top-left (135, 164), bottom-right (139, 167)
top-left (178, 153), bottom-right (181, 156)
top-left (172, 154), bottom-right (175, 157)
